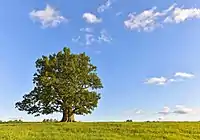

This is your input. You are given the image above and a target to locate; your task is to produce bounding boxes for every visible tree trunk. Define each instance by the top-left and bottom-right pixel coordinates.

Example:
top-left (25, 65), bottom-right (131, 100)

top-left (61, 109), bottom-right (68, 122)
top-left (61, 108), bottom-right (75, 122)
top-left (67, 113), bottom-right (75, 122)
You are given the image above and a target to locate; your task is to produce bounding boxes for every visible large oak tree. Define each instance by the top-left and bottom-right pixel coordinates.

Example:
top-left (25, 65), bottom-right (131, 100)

top-left (15, 47), bottom-right (103, 122)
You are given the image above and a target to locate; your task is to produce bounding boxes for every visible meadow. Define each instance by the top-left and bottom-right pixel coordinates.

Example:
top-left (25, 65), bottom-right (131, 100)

top-left (0, 122), bottom-right (200, 140)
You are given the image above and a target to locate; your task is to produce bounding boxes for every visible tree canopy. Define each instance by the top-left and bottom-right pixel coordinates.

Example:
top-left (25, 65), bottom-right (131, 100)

top-left (15, 47), bottom-right (103, 122)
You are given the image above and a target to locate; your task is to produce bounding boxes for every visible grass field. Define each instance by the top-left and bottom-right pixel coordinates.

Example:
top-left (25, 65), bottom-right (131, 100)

top-left (0, 122), bottom-right (200, 140)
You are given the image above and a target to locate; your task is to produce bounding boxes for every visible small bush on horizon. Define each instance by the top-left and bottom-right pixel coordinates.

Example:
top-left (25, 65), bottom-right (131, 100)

top-left (7, 119), bottom-right (23, 123)
top-left (126, 120), bottom-right (133, 122)
top-left (42, 119), bottom-right (59, 123)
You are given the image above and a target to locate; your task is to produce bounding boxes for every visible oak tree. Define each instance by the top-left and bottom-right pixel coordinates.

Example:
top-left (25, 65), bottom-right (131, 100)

top-left (15, 47), bottom-right (103, 122)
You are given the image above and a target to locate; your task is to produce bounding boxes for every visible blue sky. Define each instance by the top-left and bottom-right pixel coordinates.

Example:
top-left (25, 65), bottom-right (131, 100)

top-left (1, 0), bottom-right (200, 122)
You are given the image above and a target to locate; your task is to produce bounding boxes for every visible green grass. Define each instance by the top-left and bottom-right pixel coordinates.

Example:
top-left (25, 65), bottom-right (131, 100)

top-left (0, 122), bottom-right (200, 140)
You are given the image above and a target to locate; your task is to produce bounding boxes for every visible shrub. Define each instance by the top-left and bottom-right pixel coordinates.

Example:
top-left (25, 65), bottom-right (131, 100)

top-left (42, 119), bottom-right (59, 123)
top-left (7, 120), bottom-right (23, 123)
top-left (126, 120), bottom-right (133, 122)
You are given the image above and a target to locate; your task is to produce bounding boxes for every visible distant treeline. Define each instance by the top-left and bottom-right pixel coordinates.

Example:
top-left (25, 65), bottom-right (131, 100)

top-left (0, 119), bottom-right (23, 123)
top-left (0, 119), bottom-right (60, 123)
top-left (42, 119), bottom-right (59, 122)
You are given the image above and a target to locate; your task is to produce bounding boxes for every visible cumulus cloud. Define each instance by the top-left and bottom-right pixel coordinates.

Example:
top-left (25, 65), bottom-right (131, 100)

top-left (174, 72), bottom-right (195, 79)
top-left (124, 4), bottom-right (176, 32)
top-left (97, 0), bottom-right (112, 13)
top-left (124, 3), bottom-right (200, 32)
top-left (164, 7), bottom-right (200, 23)
top-left (173, 105), bottom-right (193, 114)
top-left (124, 7), bottom-right (160, 32)
top-left (145, 77), bottom-right (168, 85)
top-left (29, 4), bottom-right (67, 28)
top-left (83, 13), bottom-right (102, 23)
top-left (157, 105), bottom-right (196, 116)
top-left (145, 71), bottom-right (194, 85)
top-left (158, 107), bottom-right (171, 115)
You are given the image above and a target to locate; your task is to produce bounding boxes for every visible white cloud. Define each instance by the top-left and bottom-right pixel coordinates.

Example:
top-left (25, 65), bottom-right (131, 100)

top-left (116, 12), bottom-right (123, 16)
top-left (145, 77), bottom-right (168, 85)
top-left (124, 7), bottom-right (160, 32)
top-left (72, 36), bottom-right (85, 46)
top-left (80, 27), bottom-right (94, 33)
top-left (173, 105), bottom-right (193, 114)
top-left (83, 13), bottom-right (102, 23)
top-left (168, 78), bottom-right (176, 82)
top-left (84, 30), bottom-right (112, 45)
top-left (98, 29), bottom-right (112, 43)
top-left (80, 30), bottom-right (112, 46)
top-left (124, 4), bottom-right (176, 32)
top-left (135, 109), bottom-right (144, 114)
top-left (124, 3), bottom-right (200, 31)
top-left (164, 7), bottom-right (200, 23)
top-left (174, 72), bottom-right (195, 79)
top-left (72, 36), bottom-right (81, 43)
top-left (97, 0), bottom-right (112, 13)
top-left (29, 4), bottom-right (67, 28)
top-left (158, 107), bottom-right (170, 115)
top-left (85, 34), bottom-right (97, 45)
top-left (157, 105), bottom-right (197, 116)
top-left (168, 78), bottom-right (185, 83)
top-left (73, 28), bottom-right (112, 46)
top-left (124, 109), bottom-right (144, 116)
top-left (162, 3), bottom-right (177, 15)
top-left (145, 71), bottom-right (194, 86)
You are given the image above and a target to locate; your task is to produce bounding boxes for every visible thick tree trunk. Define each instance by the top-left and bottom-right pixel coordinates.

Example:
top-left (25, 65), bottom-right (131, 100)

top-left (61, 109), bottom-right (68, 122)
top-left (61, 108), bottom-right (75, 122)
top-left (67, 113), bottom-right (75, 122)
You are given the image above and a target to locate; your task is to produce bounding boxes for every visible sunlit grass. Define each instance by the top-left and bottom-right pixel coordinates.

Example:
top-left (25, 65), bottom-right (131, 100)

top-left (0, 122), bottom-right (200, 140)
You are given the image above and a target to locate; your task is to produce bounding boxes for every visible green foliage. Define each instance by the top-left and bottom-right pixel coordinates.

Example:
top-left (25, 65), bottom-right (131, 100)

top-left (7, 120), bottom-right (23, 123)
top-left (42, 119), bottom-right (58, 123)
top-left (126, 119), bottom-right (133, 122)
top-left (0, 122), bottom-right (200, 139)
top-left (15, 47), bottom-right (103, 122)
